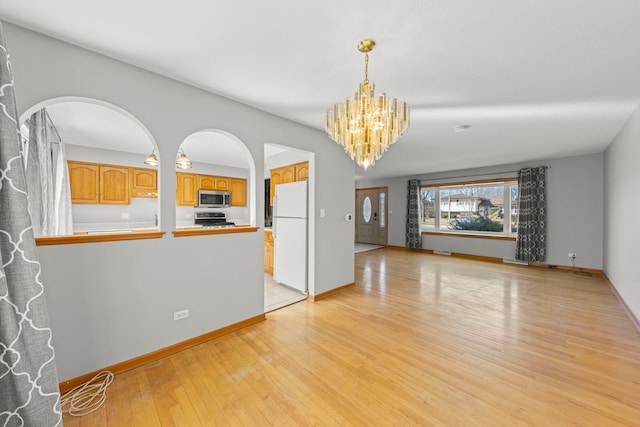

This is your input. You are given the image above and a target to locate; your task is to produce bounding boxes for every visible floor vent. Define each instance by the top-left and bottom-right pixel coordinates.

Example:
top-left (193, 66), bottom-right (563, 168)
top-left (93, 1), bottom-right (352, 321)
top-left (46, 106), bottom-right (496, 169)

top-left (433, 249), bottom-right (452, 256)
top-left (503, 257), bottom-right (528, 265)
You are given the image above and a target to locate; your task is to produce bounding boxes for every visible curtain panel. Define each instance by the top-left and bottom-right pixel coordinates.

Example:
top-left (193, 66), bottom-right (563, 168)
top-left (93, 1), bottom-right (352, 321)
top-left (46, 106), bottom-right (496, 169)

top-left (53, 139), bottom-right (73, 235)
top-left (515, 166), bottom-right (547, 262)
top-left (0, 22), bottom-right (62, 426)
top-left (406, 179), bottom-right (422, 249)
top-left (25, 110), bottom-right (73, 237)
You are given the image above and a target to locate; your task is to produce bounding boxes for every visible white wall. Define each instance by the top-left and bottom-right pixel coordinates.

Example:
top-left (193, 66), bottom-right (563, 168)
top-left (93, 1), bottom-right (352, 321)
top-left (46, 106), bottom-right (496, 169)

top-left (604, 105), bottom-right (640, 320)
top-left (5, 22), bottom-right (355, 381)
top-left (357, 153), bottom-right (604, 269)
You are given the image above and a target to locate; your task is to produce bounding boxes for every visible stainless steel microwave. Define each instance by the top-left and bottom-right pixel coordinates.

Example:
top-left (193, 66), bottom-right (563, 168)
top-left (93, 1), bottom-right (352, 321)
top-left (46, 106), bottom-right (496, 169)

top-left (198, 190), bottom-right (231, 208)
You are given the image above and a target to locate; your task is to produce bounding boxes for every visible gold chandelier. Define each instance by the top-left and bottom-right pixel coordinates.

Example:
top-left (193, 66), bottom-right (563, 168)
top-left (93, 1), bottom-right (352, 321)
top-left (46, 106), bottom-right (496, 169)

top-left (326, 39), bottom-right (409, 169)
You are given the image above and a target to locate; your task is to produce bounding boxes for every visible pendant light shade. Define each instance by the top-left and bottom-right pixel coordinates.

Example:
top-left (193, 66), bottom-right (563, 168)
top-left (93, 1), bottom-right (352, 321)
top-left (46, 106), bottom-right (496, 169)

top-left (175, 148), bottom-right (192, 169)
top-left (144, 150), bottom-right (159, 166)
top-left (143, 148), bottom-right (192, 169)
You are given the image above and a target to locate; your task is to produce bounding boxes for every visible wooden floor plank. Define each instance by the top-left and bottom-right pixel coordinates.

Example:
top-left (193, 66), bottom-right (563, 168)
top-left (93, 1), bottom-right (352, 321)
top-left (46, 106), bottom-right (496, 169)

top-left (62, 249), bottom-right (640, 425)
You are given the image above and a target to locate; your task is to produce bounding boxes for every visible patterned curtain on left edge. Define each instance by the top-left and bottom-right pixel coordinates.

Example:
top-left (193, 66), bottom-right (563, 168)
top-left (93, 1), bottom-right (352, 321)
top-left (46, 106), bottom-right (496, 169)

top-left (406, 179), bottom-right (421, 249)
top-left (0, 22), bottom-right (62, 426)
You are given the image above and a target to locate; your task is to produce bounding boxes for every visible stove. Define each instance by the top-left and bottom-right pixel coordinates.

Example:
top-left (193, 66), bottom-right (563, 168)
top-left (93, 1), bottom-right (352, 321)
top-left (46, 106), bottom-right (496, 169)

top-left (194, 211), bottom-right (236, 228)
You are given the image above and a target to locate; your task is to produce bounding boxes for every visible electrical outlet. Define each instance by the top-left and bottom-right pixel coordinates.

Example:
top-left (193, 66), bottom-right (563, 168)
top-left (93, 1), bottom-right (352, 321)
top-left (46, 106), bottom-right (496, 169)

top-left (173, 309), bottom-right (189, 321)
top-left (121, 213), bottom-right (129, 220)
top-left (568, 253), bottom-right (577, 259)
top-left (186, 213), bottom-right (193, 219)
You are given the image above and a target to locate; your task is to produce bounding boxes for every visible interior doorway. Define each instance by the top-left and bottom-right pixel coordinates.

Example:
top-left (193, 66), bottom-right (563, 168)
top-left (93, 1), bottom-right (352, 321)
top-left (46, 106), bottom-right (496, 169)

top-left (264, 144), bottom-right (314, 312)
top-left (355, 187), bottom-right (388, 245)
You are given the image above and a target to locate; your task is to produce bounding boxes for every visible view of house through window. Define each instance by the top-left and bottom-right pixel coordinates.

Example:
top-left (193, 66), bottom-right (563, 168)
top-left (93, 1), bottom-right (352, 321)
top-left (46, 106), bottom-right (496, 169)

top-left (420, 180), bottom-right (518, 235)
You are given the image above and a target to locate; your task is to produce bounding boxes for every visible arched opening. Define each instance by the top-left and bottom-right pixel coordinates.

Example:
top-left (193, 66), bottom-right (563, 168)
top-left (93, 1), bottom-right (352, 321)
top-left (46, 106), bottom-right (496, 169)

top-left (19, 97), bottom-right (158, 236)
top-left (175, 130), bottom-right (255, 229)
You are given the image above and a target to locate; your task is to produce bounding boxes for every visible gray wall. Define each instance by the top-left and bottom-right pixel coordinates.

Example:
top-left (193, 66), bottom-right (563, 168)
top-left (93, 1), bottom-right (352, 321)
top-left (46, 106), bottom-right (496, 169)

top-left (604, 105), bottom-right (640, 320)
top-left (357, 153), bottom-right (604, 269)
top-left (5, 22), bottom-right (355, 381)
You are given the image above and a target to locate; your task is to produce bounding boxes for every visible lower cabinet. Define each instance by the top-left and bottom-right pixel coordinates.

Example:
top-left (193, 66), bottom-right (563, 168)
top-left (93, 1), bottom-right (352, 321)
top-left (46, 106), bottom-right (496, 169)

top-left (264, 230), bottom-right (274, 274)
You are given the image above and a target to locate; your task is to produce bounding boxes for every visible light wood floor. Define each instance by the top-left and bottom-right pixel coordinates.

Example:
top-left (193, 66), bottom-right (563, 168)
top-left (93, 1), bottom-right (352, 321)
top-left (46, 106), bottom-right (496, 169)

top-left (62, 248), bottom-right (640, 426)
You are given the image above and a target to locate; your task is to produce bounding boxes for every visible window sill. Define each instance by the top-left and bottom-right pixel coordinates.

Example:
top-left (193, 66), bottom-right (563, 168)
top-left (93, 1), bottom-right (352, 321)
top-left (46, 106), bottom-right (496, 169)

top-left (35, 230), bottom-right (165, 246)
top-left (172, 226), bottom-right (259, 237)
top-left (421, 230), bottom-right (516, 241)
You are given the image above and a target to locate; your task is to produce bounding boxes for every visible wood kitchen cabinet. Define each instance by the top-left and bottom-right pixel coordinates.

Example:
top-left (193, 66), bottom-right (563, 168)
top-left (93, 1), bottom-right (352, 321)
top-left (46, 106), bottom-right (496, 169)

top-left (213, 176), bottom-right (230, 191)
top-left (197, 175), bottom-right (215, 190)
top-left (100, 166), bottom-right (130, 204)
top-left (269, 161), bottom-right (309, 205)
top-left (68, 161), bottom-right (99, 204)
top-left (230, 178), bottom-right (247, 207)
top-left (264, 230), bottom-right (274, 274)
top-left (295, 162), bottom-right (309, 181)
top-left (130, 168), bottom-right (157, 198)
top-left (68, 161), bottom-right (129, 205)
top-left (176, 172), bottom-right (247, 207)
top-left (176, 172), bottom-right (198, 206)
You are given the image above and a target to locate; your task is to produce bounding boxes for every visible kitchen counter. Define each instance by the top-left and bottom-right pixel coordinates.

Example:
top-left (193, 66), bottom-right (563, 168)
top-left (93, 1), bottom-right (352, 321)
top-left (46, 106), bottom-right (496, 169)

top-left (36, 229), bottom-right (164, 246)
top-left (35, 224), bottom-right (260, 245)
top-left (173, 225), bottom-right (259, 238)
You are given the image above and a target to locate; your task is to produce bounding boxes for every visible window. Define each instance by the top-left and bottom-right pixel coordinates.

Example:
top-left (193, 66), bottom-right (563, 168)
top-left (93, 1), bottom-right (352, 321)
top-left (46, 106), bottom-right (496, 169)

top-left (379, 191), bottom-right (386, 228)
top-left (420, 180), bottom-right (518, 236)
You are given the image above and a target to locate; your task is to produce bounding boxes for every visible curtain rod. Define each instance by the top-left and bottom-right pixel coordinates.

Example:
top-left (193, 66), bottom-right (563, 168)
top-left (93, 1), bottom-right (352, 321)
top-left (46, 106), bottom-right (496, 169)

top-left (419, 166), bottom-right (549, 183)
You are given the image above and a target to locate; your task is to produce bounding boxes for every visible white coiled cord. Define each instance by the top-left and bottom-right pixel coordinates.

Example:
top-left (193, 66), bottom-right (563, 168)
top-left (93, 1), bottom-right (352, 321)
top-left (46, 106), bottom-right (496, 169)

top-left (60, 371), bottom-right (114, 416)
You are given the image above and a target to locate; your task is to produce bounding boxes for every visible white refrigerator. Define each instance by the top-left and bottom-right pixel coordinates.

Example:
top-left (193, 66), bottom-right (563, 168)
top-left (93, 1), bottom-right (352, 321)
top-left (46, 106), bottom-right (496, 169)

top-left (273, 180), bottom-right (308, 293)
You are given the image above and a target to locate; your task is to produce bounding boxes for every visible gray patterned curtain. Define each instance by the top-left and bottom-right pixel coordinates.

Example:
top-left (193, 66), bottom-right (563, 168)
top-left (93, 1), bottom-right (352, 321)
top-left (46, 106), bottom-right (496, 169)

top-left (515, 166), bottom-right (547, 262)
top-left (406, 179), bottom-right (421, 249)
top-left (0, 22), bottom-right (63, 426)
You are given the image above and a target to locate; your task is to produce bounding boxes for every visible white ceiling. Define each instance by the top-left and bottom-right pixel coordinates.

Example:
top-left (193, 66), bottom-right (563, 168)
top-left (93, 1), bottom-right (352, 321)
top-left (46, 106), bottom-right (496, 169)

top-left (45, 101), bottom-right (253, 168)
top-left (4, 0), bottom-right (640, 180)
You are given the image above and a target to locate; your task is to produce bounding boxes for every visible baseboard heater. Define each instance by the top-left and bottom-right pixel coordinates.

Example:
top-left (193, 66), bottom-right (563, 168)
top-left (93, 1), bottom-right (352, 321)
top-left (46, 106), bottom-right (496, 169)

top-left (433, 249), bottom-right (452, 256)
top-left (503, 257), bottom-right (528, 265)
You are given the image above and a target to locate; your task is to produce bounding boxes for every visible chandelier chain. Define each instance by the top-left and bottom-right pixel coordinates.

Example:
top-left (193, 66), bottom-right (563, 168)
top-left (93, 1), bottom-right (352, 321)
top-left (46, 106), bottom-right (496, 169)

top-left (364, 51), bottom-right (369, 83)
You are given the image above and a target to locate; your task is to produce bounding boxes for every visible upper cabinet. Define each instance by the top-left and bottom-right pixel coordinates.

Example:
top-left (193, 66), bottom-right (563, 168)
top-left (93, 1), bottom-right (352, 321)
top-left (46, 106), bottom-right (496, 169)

top-left (295, 162), bottom-right (309, 182)
top-left (270, 161), bottom-right (309, 205)
top-left (214, 176), bottom-right (230, 191)
top-left (230, 178), bottom-right (247, 207)
top-left (69, 161), bottom-right (160, 204)
top-left (130, 168), bottom-right (158, 198)
top-left (69, 161), bottom-right (130, 205)
top-left (197, 175), bottom-right (215, 190)
top-left (176, 172), bottom-right (198, 206)
top-left (176, 172), bottom-right (247, 207)
top-left (100, 165), bottom-right (130, 205)
top-left (68, 161), bottom-right (100, 204)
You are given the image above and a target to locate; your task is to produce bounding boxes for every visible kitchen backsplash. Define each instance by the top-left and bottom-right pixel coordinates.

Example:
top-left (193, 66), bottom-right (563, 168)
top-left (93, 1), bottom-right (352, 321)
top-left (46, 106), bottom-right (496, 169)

top-left (73, 199), bottom-right (250, 231)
